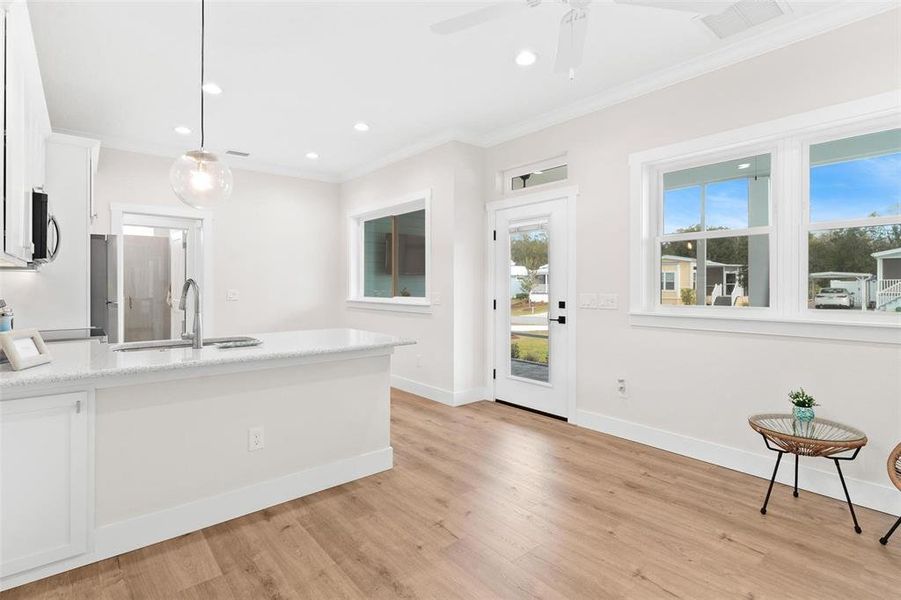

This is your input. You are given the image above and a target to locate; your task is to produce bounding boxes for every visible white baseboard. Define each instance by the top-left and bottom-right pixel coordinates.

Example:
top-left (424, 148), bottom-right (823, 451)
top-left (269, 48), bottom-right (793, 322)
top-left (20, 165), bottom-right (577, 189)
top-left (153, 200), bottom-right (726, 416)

top-left (1, 447), bottom-right (393, 592)
top-left (391, 375), bottom-right (487, 407)
top-left (575, 409), bottom-right (900, 516)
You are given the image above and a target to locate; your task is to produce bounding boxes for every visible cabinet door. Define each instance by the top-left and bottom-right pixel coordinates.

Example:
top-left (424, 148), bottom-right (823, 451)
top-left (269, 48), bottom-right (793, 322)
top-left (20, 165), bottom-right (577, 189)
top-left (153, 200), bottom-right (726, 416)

top-left (3, 2), bottom-right (30, 262)
top-left (0, 392), bottom-right (91, 577)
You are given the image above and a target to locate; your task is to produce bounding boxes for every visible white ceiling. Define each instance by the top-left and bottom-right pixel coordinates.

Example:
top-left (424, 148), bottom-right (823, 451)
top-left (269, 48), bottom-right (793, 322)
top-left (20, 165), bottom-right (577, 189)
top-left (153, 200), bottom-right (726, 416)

top-left (28, 1), bottom-right (893, 181)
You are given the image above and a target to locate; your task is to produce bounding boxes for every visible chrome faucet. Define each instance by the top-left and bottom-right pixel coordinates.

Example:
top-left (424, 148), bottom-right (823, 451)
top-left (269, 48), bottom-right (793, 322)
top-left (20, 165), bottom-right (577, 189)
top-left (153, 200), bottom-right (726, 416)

top-left (178, 278), bottom-right (203, 349)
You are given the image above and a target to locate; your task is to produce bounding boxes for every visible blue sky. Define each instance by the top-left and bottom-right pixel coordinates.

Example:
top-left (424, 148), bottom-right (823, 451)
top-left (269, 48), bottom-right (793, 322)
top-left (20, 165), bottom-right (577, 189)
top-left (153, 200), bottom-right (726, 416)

top-left (810, 152), bottom-right (901, 222)
top-left (664, 178), bottom-right (748, 233)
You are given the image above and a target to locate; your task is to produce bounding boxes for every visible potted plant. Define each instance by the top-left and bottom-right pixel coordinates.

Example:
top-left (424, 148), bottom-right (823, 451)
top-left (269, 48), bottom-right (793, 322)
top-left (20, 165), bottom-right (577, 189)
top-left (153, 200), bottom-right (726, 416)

top-left (788, 388), bottom-right (817, 425)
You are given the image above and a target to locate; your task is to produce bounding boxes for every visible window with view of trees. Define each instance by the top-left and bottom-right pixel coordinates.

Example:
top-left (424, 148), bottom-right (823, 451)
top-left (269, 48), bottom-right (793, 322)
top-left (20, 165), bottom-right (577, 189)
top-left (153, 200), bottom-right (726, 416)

top-left (807, 129), bottom-right (901, 313)
top-left (659, 154), bottom-right (771, 308)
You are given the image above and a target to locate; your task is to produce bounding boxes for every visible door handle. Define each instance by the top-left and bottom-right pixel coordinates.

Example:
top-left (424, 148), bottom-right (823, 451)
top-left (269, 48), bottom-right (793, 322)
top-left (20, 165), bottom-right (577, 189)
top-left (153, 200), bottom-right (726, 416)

top-left (549, 316), bottom-right (566, 324)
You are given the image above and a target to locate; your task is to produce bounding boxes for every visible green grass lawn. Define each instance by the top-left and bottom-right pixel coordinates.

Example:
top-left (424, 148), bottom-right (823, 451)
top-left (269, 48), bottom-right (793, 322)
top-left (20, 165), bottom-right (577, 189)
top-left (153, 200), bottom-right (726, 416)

top-left (510, 334), bottom-right (548, 364)
top-left (510, 300), bottom-right (548, 317)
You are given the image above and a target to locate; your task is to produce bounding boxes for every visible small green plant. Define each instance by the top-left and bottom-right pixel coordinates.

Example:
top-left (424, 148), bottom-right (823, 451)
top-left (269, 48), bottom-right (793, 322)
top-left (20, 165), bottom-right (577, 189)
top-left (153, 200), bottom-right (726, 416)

top-left (510, 342), bottom-right (521, 360)
top-left (788, 387), bottom-right (817, 408)
top-left (523, 352), bottom-right (539, 363)
top-left (680, 288), bottom-right (696, 306)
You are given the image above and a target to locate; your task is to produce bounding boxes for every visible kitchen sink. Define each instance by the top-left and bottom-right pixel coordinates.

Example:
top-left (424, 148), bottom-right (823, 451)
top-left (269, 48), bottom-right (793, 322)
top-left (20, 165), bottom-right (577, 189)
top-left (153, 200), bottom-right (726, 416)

top-left (111, 336), bottom-right (262, 352)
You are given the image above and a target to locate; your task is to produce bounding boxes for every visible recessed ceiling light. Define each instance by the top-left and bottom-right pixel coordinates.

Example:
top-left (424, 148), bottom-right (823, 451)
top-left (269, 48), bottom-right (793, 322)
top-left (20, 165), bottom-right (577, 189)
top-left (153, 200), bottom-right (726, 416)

top-left (515, 49), bottom-right (538, 67)
top-left (201, 82), bottom-right (222, 95)
top-left (738, 163), bottom-right (751, 170)
top-left (354, 122), bottom-right (370, 132)
top-left (305, 152), bottom-right (319, 160)
top-left (174, 125), bottom-right (191, 135)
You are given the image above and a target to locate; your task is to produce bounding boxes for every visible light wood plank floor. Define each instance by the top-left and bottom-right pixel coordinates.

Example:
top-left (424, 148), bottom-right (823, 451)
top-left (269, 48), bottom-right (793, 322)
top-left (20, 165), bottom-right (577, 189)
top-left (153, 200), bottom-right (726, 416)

top-left (6, 390), bottom-right (899, 599)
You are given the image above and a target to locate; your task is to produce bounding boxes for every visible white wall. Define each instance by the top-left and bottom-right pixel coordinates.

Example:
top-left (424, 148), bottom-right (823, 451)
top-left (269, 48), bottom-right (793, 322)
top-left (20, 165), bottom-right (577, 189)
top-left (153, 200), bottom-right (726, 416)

top-left (480, 11), bottom-right (901, 508)
top-left (339, 142), bottom-right (486, 403)
top-left (92, 148), bottom-right (342, 336)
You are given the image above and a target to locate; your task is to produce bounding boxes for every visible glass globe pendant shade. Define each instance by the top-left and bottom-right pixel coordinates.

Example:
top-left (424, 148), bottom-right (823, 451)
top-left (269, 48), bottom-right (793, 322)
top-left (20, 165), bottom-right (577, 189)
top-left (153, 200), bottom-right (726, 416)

top-left (170, 149), bottom-right (233, 209)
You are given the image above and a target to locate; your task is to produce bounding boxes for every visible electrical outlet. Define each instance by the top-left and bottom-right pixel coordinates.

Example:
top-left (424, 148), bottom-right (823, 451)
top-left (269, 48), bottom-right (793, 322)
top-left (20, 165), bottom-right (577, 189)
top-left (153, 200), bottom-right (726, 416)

top-left (226, 289), bottom-right (240, 302)
top-left (616, 378), bottom-right (627, 399)
top-left (248, 426), bottom-right (264, 451)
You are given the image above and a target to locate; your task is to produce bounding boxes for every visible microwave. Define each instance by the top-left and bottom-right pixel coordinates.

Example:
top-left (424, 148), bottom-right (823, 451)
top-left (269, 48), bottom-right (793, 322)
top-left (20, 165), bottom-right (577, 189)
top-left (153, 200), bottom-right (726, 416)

top-left (32, 189), bottom-right (60, 263)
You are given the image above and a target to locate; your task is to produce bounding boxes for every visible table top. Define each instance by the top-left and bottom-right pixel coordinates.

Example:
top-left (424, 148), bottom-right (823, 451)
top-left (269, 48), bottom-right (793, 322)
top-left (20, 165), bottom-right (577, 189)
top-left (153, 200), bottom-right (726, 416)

top-left (749, 413), bottom-right (867, 457)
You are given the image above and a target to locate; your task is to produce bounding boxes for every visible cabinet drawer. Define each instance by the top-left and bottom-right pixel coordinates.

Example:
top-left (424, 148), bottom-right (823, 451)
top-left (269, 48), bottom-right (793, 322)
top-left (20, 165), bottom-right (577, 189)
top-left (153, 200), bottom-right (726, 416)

top-left (1, 392), bottom-right (91, 577)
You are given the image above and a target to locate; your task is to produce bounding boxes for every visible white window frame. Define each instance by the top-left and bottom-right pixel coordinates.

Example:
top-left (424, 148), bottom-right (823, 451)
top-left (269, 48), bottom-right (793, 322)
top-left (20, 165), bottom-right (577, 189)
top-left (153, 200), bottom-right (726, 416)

top-left (630, 92), bottom-right (901, 344)
top-left (503, 155), bottom-right (568, 195)
top-left (346, 189), bottom-right (431, 313)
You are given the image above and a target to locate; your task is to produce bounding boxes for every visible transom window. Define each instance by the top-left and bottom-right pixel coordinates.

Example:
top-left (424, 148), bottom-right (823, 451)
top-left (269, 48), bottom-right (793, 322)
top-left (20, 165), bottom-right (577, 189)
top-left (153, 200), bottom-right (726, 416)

top-left (504, 156), bottom-right (568, 193)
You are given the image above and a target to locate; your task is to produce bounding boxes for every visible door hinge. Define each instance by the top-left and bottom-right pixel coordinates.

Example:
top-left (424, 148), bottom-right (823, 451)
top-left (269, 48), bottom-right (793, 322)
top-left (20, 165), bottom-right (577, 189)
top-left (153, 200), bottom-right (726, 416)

top-left (492, 369), bottom-right (496, 380)
top-left (75, 400), bottom-right (82, 414)
top-left (493, 230), bottom-right (496, 241)
top-left (493, 299), bottom-right (496, 310)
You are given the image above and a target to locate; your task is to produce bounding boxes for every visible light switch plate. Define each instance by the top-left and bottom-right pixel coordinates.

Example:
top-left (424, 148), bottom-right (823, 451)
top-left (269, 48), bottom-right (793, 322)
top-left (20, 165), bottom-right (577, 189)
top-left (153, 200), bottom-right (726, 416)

top-left (597, 293), bottom-right (618, 310)
top-left (226, 289), bottom-right (240, 302)
top-left (579, 293), bottom-right (599, 309)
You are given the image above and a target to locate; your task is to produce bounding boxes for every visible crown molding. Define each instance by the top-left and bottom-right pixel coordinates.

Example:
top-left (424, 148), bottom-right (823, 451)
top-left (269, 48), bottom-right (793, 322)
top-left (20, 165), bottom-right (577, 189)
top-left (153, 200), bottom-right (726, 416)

top-left (475, 1), bottom-right (898, 147)
top-left (53, 128), bottom-right (342, 184)
top-left (337, 127), bottom-right (482, 183)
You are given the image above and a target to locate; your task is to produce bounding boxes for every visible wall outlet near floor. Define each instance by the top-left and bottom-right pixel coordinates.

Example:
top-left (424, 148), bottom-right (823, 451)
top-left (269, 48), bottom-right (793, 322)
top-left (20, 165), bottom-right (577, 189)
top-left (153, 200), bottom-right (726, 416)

top-left (226, 289), bottom-right (240, 302)
top-left (616, 378), bottom-right (627, 399)
top-left (248, 426), bottom-right (264, 451)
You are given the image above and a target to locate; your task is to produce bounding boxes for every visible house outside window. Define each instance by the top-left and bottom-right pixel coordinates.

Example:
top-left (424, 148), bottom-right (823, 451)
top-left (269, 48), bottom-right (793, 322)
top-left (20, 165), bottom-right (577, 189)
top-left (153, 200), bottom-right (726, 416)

top-left (348, 191), bottom-right (430, 310)
top-left (629, 94), bottom-right (900, 343)
top-left (807, 128), bottom-right (901, 313)
top-left (659, 154), bottom-right (771, 308)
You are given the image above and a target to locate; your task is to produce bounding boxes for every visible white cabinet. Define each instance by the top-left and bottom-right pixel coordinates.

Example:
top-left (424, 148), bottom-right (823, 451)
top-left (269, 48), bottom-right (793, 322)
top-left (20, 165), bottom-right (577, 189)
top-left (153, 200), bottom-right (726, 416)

top-left (0, 392), bottom-right (91, 578)
top-left (1, 0), bottom-right (51, 267)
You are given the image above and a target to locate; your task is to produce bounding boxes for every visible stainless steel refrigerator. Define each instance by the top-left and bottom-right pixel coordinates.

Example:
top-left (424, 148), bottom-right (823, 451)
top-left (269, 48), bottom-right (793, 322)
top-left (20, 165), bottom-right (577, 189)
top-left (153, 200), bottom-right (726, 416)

top-left (90, 234), bottom-right (119, 342)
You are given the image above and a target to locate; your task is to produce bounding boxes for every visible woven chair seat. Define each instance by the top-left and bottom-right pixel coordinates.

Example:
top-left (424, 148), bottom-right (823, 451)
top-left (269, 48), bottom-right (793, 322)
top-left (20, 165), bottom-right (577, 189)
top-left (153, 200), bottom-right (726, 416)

top-left (748, 413), bottom-right (867, 457)
top-left (889, 442), bottom-right (901, 492)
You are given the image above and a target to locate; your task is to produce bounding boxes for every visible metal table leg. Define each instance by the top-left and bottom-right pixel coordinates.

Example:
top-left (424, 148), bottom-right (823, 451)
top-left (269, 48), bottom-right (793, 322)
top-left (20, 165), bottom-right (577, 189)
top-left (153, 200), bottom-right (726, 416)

top-left (793, 454), bottom-right (799, 498)
top-left (761, 451), bottom-right (783, 515)
top-left (880, 515), bottom-right (901, 545)
top-left (833, 457), bottom-right (862, 534)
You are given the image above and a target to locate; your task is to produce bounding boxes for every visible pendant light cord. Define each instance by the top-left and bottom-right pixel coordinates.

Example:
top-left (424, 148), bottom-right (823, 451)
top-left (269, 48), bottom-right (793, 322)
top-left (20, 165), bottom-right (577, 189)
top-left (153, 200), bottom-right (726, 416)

top-left (200, 0), bottom-right (205, 150)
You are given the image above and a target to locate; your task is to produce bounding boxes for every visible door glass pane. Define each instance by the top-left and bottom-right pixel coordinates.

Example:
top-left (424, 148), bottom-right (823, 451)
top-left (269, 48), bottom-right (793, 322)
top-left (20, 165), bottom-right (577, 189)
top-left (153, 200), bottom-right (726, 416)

top-left (122, 225), bottom-right (188, 342)
top-left (509, 221), bottom-right (549, 383)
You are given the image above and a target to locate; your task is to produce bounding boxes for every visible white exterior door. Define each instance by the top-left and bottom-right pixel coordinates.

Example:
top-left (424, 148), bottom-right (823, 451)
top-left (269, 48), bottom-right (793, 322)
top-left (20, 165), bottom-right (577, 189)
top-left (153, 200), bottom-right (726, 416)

top-left (493, 196), bottom-right (571, 418)
top-left (1, 392), bottom-right (90, 579)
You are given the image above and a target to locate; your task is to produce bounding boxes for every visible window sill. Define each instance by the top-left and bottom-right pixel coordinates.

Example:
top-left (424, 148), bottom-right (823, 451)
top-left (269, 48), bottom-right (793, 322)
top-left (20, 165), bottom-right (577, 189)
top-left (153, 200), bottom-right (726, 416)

top-left (346, 298), bottom-right (432, 314)
top-left (629, 310), bottom-right (901, 345)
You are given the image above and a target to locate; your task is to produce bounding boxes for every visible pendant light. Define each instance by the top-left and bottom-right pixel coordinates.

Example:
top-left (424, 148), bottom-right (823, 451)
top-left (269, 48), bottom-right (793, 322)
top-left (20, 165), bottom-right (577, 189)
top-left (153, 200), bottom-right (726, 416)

top-left (170, 0), bottom-right (233, 208)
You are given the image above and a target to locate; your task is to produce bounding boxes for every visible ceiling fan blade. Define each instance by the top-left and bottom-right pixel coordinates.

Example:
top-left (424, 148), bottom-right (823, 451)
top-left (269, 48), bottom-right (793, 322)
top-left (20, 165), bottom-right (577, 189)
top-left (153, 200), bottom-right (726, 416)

top-left (613, 0), bottom-right (729, 16)
top-left (554, 8), bottom-right (589, 75)
top-left (431, 3), bottom-right (528, 35)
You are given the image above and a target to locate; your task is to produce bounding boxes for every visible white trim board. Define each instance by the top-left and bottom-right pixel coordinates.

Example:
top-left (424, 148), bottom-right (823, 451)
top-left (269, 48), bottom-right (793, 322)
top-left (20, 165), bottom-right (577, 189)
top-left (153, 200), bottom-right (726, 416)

top-left (0, 447), bottom-right (393, 592)
top-left (390, 375), bottom-right (488, 408)
top-left (574, 409), bottom-right (901, 516)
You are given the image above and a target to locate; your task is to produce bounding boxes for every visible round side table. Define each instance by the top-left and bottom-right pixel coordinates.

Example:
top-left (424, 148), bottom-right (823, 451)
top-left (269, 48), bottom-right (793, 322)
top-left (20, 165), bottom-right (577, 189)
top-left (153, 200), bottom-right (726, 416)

top-left (749, 413), bottom-right (867, 534)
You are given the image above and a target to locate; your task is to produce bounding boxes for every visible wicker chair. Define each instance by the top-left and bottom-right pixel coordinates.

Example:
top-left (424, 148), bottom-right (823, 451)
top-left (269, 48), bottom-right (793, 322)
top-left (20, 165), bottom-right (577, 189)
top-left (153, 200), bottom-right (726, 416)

top-left (880, 442), bottom-right (901, 545)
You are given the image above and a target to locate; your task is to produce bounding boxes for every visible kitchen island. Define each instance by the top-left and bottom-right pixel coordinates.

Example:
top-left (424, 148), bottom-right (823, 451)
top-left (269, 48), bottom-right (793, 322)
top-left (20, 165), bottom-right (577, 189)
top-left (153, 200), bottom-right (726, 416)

top-left (0, 329), bottom-right (411, 591)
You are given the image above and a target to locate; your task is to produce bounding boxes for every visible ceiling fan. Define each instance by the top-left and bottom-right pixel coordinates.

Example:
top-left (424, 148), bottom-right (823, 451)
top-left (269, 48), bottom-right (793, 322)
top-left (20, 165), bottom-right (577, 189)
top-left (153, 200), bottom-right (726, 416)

top-left (430, 1), bottom-right (731, 80)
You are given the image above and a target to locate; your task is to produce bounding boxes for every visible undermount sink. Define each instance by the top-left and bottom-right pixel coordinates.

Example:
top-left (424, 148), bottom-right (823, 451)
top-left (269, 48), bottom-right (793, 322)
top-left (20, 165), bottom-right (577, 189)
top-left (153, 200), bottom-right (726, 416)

top-left (111, 336), bottom-right (262, 352)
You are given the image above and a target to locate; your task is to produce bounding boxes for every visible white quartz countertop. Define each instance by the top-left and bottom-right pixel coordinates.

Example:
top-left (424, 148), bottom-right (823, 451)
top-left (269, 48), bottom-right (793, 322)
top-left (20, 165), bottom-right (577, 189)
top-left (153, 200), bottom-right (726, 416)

top-left (0, 329), bottom-right (413, 393)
